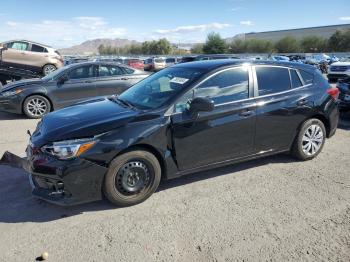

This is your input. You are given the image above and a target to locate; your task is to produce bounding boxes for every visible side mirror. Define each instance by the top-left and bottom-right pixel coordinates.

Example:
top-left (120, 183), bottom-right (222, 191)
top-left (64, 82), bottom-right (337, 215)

top-left (189, 97), bottom-right (214, 115)
top-left (57, 75), bottom-right (68, 85)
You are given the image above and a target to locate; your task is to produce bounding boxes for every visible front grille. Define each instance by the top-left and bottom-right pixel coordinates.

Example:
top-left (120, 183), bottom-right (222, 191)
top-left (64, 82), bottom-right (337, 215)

top-left (330, 66), bottom-right (349, 72)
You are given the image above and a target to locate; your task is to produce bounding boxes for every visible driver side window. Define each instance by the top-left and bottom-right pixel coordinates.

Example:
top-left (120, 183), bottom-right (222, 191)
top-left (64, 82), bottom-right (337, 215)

top-left (175, 67), bottom-right (249, 112)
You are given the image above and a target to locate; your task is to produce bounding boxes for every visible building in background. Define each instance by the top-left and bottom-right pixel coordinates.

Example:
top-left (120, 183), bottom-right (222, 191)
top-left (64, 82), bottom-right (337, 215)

top-left (232, 24), bottom-right (350, 41)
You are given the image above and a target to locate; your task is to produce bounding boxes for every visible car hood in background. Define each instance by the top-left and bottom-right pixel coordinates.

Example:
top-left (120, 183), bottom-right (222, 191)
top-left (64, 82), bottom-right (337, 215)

top-left (331, 62), bottom-right (350, 67)
top-left (1, 78), bottom-right (44, 92)
top-left (31, 98), bottom-right (139, 146)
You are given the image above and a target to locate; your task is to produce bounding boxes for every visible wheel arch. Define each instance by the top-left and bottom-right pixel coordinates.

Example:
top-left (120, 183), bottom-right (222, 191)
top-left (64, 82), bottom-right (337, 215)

top-left (22, 93), bottom-right (54, 113)
top-left (113, 143), bottom-right (167, 180)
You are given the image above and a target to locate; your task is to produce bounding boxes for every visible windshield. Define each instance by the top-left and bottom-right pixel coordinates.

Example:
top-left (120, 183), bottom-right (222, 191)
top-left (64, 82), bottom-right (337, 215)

top-left (41, 66), bottom-right (67, 81)
top-left (119, 67), bottom-right (205, 109)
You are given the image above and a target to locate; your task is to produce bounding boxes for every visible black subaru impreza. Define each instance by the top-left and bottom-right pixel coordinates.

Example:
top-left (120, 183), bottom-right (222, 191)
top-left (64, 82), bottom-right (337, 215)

top-left (21, 60), bottom-right (339, 206)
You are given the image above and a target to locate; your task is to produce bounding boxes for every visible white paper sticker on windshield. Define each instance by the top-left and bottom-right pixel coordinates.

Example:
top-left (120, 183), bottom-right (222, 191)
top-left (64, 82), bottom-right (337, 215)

top-left (170, 77), bottom-right (189, 84)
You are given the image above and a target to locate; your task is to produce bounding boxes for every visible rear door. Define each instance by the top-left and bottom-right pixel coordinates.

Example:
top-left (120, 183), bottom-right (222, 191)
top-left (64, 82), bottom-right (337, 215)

top-left (253, 66), bottom-right (314, 152)
top-left (25, 44), bottom-right (48, 68)
top-left (50, 64), bottom-right (97, 108)
top-left (95, 64), bottom-right (132, 96)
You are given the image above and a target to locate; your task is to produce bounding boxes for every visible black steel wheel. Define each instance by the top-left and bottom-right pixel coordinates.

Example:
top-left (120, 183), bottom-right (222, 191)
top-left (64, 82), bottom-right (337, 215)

top-left (104, 150), bottom-right (161, 207)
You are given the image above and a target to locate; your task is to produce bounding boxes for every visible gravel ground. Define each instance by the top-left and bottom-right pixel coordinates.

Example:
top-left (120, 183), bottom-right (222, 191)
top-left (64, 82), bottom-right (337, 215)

top-left (0, 111), bottom-right (349, 262)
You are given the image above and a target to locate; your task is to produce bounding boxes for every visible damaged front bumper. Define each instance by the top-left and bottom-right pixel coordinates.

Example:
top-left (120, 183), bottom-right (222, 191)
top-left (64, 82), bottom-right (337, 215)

top-left (1, 151), bottom-right (108, 206)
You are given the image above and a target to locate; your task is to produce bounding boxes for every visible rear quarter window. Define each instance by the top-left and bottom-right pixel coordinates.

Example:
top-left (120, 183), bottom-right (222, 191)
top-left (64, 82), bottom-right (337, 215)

top-left (299, 70), bottom-right (314, 85)
top-left (290, 69), bottom-right (303, 88)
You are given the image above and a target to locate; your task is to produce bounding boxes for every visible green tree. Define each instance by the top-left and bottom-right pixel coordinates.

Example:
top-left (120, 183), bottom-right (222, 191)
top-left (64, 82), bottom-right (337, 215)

top-left (246, 39), bottom-right (274, 53)
top-left (203, 32), bottom-right (228, 54)
top-left (301, 36), bottom-right (327, 52)
top-left (191, 43), bottom-right (204, 54)
top-left (274, 36), bottom-right (300, 53)
top-left (229, 38), bottom-right (248, 53)
top-left (328, 30), bottom-right (350, 52)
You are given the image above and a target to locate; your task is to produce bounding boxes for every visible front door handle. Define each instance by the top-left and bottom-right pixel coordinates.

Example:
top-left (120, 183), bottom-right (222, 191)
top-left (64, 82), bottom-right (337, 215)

top-left (120, 77), bottom-right (129, 80)
top-left (297, 99), bottom-right (308, 106)
top-left (239, 110), bottom-right (253, 117)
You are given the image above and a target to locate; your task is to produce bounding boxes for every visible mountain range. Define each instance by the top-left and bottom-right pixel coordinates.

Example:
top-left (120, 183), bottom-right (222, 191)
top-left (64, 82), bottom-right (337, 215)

top-left (59, 38), bottom-right (199, 55)
top-left (59, 38), bottom-right (141, 55)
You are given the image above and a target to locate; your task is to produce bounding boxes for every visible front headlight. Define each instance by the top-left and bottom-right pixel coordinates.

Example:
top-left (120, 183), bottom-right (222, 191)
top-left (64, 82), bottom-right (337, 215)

top-left (1, 89), bottom-right (23, 97)
top-left (41, 138), bottom-right (97, 160)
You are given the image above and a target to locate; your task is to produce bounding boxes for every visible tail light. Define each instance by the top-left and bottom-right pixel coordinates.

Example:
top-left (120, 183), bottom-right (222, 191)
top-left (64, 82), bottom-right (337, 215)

top-left (327, 87), bottom-right (339, 100)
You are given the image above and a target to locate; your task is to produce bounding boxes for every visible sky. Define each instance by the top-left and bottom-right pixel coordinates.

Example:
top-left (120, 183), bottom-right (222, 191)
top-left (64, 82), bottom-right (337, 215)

top-left (0, 0), bottom-right (349, 48)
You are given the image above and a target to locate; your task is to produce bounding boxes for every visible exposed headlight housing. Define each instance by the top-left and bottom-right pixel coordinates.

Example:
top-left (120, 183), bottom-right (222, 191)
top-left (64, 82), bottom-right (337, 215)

top-left (1, 89), bottom-right (23, 97)
top-left (41, 138), bottom-right (97, 160)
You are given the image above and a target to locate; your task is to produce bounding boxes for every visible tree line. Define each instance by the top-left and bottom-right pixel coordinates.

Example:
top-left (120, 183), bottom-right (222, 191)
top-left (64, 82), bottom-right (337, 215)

top-left (196, 30), bottom-right (350, 54)
top-left (98, 29), bottom-right (350, 56)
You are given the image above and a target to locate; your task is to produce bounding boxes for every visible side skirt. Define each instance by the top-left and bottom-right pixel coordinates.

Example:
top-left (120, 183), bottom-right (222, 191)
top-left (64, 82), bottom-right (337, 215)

top-left (170, 149), bottom-right (290, 179)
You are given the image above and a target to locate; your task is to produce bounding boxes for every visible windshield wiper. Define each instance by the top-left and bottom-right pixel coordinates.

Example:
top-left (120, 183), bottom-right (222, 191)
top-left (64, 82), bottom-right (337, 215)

top-left (109, 95), bottom-right (136, 109)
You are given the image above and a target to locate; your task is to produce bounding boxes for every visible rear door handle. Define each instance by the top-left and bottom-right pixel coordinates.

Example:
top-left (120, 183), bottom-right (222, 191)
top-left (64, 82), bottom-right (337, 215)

top-left (297, 99), bottom-right (308, 106)
top-left (239, 110), bottom-right (253, 117)
top-left (120, 77), bottom-right (129, 80)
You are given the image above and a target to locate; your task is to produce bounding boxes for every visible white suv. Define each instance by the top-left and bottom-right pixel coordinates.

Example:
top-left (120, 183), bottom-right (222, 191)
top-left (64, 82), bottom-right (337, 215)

top-left (327, 58), bottom-right (350, 82)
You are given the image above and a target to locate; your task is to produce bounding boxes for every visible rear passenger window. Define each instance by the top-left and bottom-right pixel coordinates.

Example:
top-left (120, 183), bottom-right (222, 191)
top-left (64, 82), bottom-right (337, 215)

top-left (290, 69), bottom-right (303, 88)
top-left (123, 67), bottom-right (135, 74)
top-left (256, 67), bottom-right (290, 96)
top-left (299, 70), bottom-right (314, 85)
top-left (195, 67), bottom-right (249, 104)
top-left (31, 44), bottom-right (47, 53)
top-left (99, 65), bottom-right (123, 76)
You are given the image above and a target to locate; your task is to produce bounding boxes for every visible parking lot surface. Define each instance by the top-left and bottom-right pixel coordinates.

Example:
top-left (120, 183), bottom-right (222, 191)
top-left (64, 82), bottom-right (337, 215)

top-left (0, 111), bottom-right (349, 261)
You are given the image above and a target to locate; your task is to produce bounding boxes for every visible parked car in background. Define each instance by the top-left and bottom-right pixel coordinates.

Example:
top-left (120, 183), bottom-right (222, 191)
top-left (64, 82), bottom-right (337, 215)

top-left (165, 57), bottom-right (180, 67)
top-left (64, 56), bottom-right (89, 66)
top-left (21, 60), bottom-right (338, 206)
top-left (337, 76), bottom-right (350, 111)
top-left (269, 55), bottom-right (290, 61)
top-left (0, 62), bottom-right (148, 118)
top-left (194, 54), bottom-right (240, 61)
top-left (144, 57), bottom-right (166, 71)
top-left (0, 40), bottom-right (64, 76)
top-left (115, 58), bottom-right (144, 70)
top-left (327, 58), bottom-right (350, 82)
top-left (179, 56), bottom-right (196, 63)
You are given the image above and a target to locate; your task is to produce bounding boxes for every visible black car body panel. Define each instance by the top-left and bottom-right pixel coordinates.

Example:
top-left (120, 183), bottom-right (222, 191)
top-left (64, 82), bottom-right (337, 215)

top-left (19, 60), bottom-right (339, 205)
top-left (0, 61), bottom-right (148, 115)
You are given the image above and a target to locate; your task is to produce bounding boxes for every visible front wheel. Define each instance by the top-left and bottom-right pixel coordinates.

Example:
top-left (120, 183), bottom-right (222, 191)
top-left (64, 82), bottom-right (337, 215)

top-left (291, 118), bottom-right (326, 160)
top-left (104, 150), bottom-right (161, 207)
top-left (23, 95), bottom-right (51, 119)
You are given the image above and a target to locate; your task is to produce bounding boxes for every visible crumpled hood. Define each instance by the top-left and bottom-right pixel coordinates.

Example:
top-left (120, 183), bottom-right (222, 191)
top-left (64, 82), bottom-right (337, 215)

top-left (1, 78), bottom-right (44, 92)
top-left (31, 98), bottom-right (139, 146)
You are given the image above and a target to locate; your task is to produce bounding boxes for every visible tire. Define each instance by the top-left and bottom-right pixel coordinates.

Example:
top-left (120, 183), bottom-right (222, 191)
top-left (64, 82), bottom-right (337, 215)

top-left (104, 150), bottom-right (161, 207)
top-left (42, 64), bottom-right (57, 76)
top-left (291, 118), bottom-right (326, 161)
top-left (23, 95), bottom-right (51, 119)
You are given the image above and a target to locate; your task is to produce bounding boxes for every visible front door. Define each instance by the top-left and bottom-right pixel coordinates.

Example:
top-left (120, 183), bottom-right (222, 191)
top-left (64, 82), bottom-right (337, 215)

top-left (50, 64), bottom-right (97, 109)
top-left (171, 66), bottom-right (256, 171)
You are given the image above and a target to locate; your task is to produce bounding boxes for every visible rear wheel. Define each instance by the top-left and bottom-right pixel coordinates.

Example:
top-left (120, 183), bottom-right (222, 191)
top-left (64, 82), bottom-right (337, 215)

top-left (23, 95), bottom-right (51, 119)
top-left (104, 150), bottom-right (161, 207)
top-left (42, 64), bottom-right (57, 76)
top-left (291, 118), bottom-right (326, 160)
